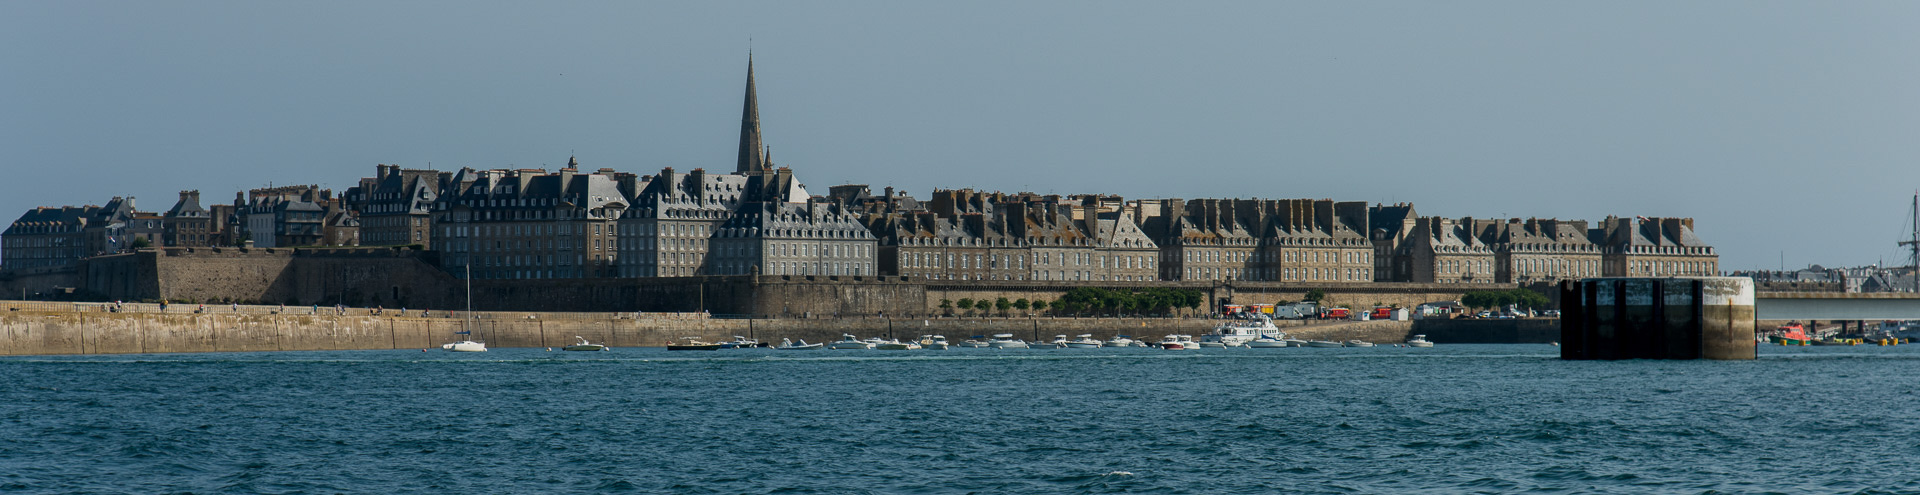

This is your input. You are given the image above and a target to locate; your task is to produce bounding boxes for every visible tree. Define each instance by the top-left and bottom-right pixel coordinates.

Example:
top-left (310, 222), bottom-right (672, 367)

top-left (1304, 289), bottom-right (1327, 304)
top-left (956, 298), bottom-right (974, 311)
top-left (995, 297), bottom-right (1011, 316)
top-left (131, 237), bottom-right (152, 249)
top-left (1013, 298), bottom-right (1030, 311)
top-left (1031, 299), bottom-right (1048, 311)
top-left (939, 298), bottom-right (953, 315)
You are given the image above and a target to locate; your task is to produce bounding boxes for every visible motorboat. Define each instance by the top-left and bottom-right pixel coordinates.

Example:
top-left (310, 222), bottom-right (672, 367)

top-left (1769, 323), bottom-right (1811, 346)
top-left (718, 336), bottom-right (762, 349)
top-left (1345, 340), bottom-right (1376, 348)
top-left (987, 334), bottom-right (1029, 349)
top-left (1305, 340), bottom-right (1345, 348)
top-left (919, 335), bottom-right (951, 350)
top-left (1064, 334), bottom-right (1104, 348)
top-left (1245, 334), bottom-right (1290, 348)
top-left (1197, 341), bottom-right (1227, 348)
top-left (875, 339), bottom-right (921, 350)
top-left (1158, 335), bottom-right (1197, 350)
top-left (441, 339), bottom-right (487, 351)
top-left (1405, 335), bottom-right (1434, 348)
top-left (1283, 338), bottom-right (1309, 347)
top-left (1204, 316), bottom-right (1278, 347)
top-left (562, 336), bottom-right (608, 351)
top-left (776, 338), bottom-right (823, 350)
top-left (1103, 335), bottom-right (1137, 347)
top-left (1029, 335), bottom-right (1070, 349)
top-left (957, 338), bottom-right (991, 348)
top-left (828, 334), bottom-right (873, 350)
top-left (667, 337), bottom-right (722, 351)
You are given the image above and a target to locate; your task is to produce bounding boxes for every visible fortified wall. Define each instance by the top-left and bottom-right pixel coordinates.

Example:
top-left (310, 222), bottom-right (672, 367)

top-left (48, 248), bottom-right (1509, 318)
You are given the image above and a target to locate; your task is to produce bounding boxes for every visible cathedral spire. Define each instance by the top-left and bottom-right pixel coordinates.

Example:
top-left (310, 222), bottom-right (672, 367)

top-left (735, 55), bottom-right (765, 174)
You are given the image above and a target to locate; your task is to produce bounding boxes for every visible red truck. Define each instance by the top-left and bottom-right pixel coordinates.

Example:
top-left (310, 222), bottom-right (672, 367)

top-left (1369, 307), bottom-right (1394, 320)
top-left (1323, 308), bottom-right (1351, 319)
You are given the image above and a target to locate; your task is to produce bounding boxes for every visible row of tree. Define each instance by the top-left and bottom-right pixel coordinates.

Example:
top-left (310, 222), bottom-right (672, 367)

top-left (1460, 289), bottom-right (1552, 311)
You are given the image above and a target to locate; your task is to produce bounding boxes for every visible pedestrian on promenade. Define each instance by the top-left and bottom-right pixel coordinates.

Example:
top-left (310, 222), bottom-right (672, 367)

top-left (159, 300), bottom-right (168, 312)
top-left (231, 302), bottom-right (238, 312)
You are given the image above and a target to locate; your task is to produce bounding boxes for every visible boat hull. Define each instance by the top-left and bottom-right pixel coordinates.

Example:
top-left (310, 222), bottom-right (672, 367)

top-left (443, 341), bottom-right (487, 352)
top-left (1305, 341), bottom-right (1344, 348)
top-left (776, 344), bottom-right (824, 350)
top-left (561, 345), bottom-right (607, 351)
top-left (1245, 341), bottom-right (1289, 348)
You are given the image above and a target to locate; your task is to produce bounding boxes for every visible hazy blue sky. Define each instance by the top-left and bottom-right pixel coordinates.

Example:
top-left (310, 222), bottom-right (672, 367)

top-left (4, 1), bottom-right (1917, 271)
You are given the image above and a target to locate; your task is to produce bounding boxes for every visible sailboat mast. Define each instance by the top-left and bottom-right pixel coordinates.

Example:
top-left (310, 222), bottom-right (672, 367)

top-left (1911, 192), bottom-right (1918, 293)
top-left (465, 262), bottom-right (473, 334)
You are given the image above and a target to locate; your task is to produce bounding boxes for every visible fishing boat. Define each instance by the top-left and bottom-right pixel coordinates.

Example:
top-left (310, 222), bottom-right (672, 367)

top-left (776, 338), bottom-right (823, 350)
top-left (667, 337), bottom-right (722, 351)
top-left (1064, 334), bottom-right (1104, 348)
top-left (828, 334), bottom-right (873, 350)
top-left (987, 334), bottom-right (1029, 349)
top-left (1406, 334), bottom-right (1434, 348)
top-left (561, 336), bottom-right (608, 351)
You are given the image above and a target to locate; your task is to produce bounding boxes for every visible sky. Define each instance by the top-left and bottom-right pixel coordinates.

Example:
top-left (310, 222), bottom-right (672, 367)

top-left (4, 1), bottom-right (1918, 271)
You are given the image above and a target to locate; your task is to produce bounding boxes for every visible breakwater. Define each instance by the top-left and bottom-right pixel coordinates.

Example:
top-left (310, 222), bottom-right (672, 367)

top-left (0, 300), bottom-right (1439, 355)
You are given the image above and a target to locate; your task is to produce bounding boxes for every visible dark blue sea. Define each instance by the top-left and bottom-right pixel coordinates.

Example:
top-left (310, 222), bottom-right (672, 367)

top-left (4, 344), bottom-right (1920, 494)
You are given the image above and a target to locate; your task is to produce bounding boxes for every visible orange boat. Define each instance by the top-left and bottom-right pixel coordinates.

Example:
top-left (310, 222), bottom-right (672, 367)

top-left (1770, 323), bottom-right (1810, 346)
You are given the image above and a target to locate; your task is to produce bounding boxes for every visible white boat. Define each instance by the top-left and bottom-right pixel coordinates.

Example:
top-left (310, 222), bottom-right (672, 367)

top-left (1204, 316), bottom-right (1278, 347)
top-left (443, 339), bottom-right (487, 352)
top-left (1284, 339), bottom-right (1309, 347)
top-left (1029, 335), bottom-right (1069, 349)
top-left (957, 339), bottom-right (990, 348)
top-left (1103, 335), bottom-right (1137, 347)
top-left (776, 338), bottom-right (823, 350)
top-left (1064, 334), bottom-right (1103, 348)
top-left (1345, 340), bottom-right (1375, 348)
top-left (875, 340), bottom-right (920, 350)
top-left (1158, 335), bottom-right (1198, 350)
top-left (987, 334), bottom-right (1029, 349)
top-left (1245, 334), bottom-right (1290, 348)
top-left (828, 334), bottom-right (873, 350)
top-left (562, 336), bottom-right (607, 351)
top-left (444, 263), bottom-right (486, 352)
top-left (1305, 340), bottom-right (1345, 348)
top-left (1406, 334), bottom-right (1434, 348)
top-left (920, 335), bottom-right (950, 350)
top-left (718, 336), bottom-right (761, 349)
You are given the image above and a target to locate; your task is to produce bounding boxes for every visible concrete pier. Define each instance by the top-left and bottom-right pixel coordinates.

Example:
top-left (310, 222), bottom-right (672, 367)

top-left (1559, 277), bottom-right (1754, 360)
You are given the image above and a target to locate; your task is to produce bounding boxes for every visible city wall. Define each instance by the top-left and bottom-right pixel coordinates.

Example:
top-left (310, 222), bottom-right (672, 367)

top-left (1, 301), bottom-right (1486, 356)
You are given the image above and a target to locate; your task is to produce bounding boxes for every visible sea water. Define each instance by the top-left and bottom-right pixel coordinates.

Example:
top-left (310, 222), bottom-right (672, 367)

top-left (4, 344), bottom-right (1919, 493)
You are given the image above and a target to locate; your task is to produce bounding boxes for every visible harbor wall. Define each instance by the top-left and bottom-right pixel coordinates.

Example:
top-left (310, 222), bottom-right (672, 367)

top-left (0, 301), bottom-right (1438, 355)
top-left (1409, 318), bottom-right (1559, 344)
top-left (66, 248), bottom-right (1501, 317)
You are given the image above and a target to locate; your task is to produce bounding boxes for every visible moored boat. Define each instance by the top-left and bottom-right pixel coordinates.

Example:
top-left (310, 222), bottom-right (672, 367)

top-left (1064, 334), bottom-right (1104, 348)
top-left (1770, 323), bottom-right (1811, 346)
top-left (920, 335), bottom-right (951, 350)
top-left (561, 336), bottom-right (608, 351)
top-left (717, 336), bottom-right (762, 349)
top-left (1406, 334), bottom-right (1434, 348)
top-left (828, 334), bottom-right (873, 350)
top-left (667, 337), bottom-right (722, 351)
top-left (1103, 335), bottom-right (1138, 347)
top-left (1158, 334), bottom-right (1198, 350)
top-left (776, 338), bottom-right (824, 350)
top-left (874, 339), bottom-right (921, 350)
top-left (1204, 316), bottom-right (1278, 347)
top-left (987, 334), bottom-right (1029, 349)
top-left (1345, 340), bottom-right (1375, 348)
top-left (1245, 334), bottom-right (1290, 348)
top-left (1305, 340), bottom-right (1345, 348)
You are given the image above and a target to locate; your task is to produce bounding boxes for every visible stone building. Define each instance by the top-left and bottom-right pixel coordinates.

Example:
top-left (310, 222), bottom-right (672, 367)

top-left (82, 197), bottom-right (141, 257)
top-left (1595, 216), bottom-right (1718, 277)
top-left (1132, 198), bottom-right (1372, 283)
top-left (616, 166), bottom-right (748, 277)
top-left (161, 191), bottom-right (212, 247)
top-left (711, 198), bottom-right (877, 277)
top-left (345, 164), bottom-right (447, 248)
top-left (432, 163), bottom-right (629, 280)
top-left (1490, 218), bottom-right (1603, 283)
top-left (244, 186), bottom-right (329, 248)
top-left (2, 205), bottom-right (97, 270)
top-left (862, 190), bottom-right (1155, 282)
top-left (1369, 204), bottom-right (1420, 282)
top-left (1400, 216), bottom-right (1501, 284)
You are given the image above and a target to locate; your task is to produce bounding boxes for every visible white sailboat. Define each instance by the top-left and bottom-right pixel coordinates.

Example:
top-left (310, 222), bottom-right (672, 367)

top-left (444, 263), bottom-right (486, 352)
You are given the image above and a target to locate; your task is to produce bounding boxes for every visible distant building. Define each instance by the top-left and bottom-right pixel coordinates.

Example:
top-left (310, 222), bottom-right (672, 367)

top-left (433, 162), bottom-right (628, 279)
top-left (2, 205), bottom-right (98, 270)
top-left (345, 164), bottom-right (446, 248)
top-left (1133, 198), bottom-right (1372, 283)
top-left (244, 186), bottom-right (330, 248)
top-left (1595, 216), bottom-right (1718, 277)
top-left (161, 190), bottom-right (212, 247)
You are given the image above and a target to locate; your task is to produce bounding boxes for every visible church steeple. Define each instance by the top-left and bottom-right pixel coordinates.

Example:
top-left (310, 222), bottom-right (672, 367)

top-left (735, 55), bottom-right (765, 174)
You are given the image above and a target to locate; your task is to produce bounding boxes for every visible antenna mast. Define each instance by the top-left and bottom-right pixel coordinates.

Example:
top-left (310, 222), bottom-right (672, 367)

top-left (1906, 192), bottom-right (1920, 293)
